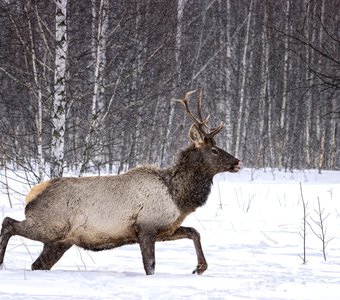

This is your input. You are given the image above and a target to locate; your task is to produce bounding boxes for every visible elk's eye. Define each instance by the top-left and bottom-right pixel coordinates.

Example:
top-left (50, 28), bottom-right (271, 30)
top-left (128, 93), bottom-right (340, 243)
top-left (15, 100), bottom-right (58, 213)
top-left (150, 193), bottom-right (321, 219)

top-left (211, 148), bottom-right (218, 155)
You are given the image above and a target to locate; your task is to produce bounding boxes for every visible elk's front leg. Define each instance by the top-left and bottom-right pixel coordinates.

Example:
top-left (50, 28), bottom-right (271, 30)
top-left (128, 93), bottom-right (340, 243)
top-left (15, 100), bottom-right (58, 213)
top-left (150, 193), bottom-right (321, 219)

top-left (158, 226), bottom-right (208, 275)
top-left (137, 229), bottom-right (156, 275)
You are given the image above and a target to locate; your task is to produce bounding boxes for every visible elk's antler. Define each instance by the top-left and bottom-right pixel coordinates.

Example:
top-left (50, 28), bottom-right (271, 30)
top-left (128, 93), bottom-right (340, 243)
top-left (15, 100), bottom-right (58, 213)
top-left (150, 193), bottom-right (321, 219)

top-left (174, 89), bottom-right (225, 139)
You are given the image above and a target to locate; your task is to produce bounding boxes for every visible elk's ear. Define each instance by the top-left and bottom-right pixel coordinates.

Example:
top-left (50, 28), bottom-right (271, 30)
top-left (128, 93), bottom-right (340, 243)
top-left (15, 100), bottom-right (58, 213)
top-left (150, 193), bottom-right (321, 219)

top-left (189, 124), bottom-right (205, 147)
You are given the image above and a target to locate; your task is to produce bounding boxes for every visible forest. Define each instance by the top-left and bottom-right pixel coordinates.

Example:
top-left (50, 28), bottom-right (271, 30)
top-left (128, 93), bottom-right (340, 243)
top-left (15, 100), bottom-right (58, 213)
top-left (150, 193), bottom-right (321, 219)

top-left (0, 0), bottom-right (339, 182)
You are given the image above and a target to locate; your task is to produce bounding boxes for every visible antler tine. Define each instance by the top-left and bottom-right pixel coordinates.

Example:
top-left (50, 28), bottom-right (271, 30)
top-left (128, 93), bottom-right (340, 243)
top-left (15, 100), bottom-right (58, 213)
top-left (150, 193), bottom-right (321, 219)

top-left (175, 89), bottom-right (225, 138)
top-left (175, 89), bottom-right (208, 129)
top-left (196, 88), bottom-right (212, 128)
top-left (207, 122), bottom-right (225, 138)
top-left (197, 88), bottom-right (203, 121)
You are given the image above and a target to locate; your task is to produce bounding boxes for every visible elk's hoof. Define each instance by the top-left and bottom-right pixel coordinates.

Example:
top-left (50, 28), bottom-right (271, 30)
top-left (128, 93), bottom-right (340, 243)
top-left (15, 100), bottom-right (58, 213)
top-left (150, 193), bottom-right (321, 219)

top-left (31, 261), bottom-right (50, 271)
top-left (192, 263), bottom-right (208, 275)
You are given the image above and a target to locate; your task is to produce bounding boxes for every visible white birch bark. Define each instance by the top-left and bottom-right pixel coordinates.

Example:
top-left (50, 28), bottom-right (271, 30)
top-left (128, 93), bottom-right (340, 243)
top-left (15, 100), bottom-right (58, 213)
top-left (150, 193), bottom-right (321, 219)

top-left (280, 0), bottom-right (290, 130)
top-left (329, 96), bottom-right (337, 168)
top-left (91, 0), bottom-right (108, 115)
top-left (128, 1), bottom-right (144, 168)
top-left (323, 1), bottom-right (336, 169)
top-left (279, 0), bottom-right (290, 170)
top-left (316, 0), bottom-right (325, 142)
top-left (224, 0), bottom-right (233, 152)
top-left (304, 0), bottom-right (312, 167)
top-left (266, 49), bottom-right (274, 168)
top-left (50, 0), bottom-right (68, 178)
top-left (79, 0), bottom-right (109, 176)
top-left (317, 0), bottom-right (327, 170)
top-left (160, 0), bottom-right (186, 167)
top-left (257, 3), bottom-right (268, 167)
top-left (318, 127), bottom-right (326, 173)
top-left (190, 1), bottom-right (207, 86)
top-left (234, 0), bottom-right (253, 158)
top-left (27, 4), bottom-right (44, 181)
top-left (175, 0), bottom-right (185, 81)
top-left (214, 0), bottom-right (233, 152)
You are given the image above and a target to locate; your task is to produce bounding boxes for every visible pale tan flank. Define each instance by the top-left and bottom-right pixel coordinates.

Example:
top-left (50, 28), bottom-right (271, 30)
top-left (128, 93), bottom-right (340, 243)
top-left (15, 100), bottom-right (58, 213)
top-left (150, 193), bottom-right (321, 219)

top-left (25, 181), bottom-right (51, 205)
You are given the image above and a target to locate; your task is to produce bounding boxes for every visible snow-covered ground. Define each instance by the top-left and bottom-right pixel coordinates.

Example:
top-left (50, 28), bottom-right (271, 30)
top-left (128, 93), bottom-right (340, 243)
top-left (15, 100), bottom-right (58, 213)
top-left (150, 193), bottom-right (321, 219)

top-left (0, 168), bottom-right (339, 299)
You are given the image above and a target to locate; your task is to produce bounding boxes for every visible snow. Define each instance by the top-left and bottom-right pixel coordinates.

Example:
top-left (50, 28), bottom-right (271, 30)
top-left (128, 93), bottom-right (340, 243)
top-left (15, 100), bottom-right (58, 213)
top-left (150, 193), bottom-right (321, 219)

top-left (1, 168), bottom-right (340, 299)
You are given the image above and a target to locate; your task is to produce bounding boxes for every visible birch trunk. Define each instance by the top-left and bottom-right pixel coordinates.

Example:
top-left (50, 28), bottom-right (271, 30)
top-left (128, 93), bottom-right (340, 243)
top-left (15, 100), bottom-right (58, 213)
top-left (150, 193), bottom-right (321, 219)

top-left (329, 96), bottom-right (337, 169)
top-left (128, 1), bottom-right (144, 168)
top-left (266, 58), bottom-right (273, 167)
top-left (234, 0), bottom-right (253, 158)
top-left (280, 0), bottom-right (290, 130)
top-left (279, 0), bottom-right (290, 170)
top-left (257, 3), bottom-right (268, 167)
top-left (28, 7), bottom-right (44, 181)
top-left (190, 1), bottom-right (207, 86)
top-left (22, 1), bottom-right (45, 181)
top-left (304, 0), bottom-right (312, 168)
top-left (50, 0), bottom-right (68, 178)
top-left (318, 127), bottom-right (326, 173)
top-left (316, 0), bottom-right (325, 143)
top-left (79, 0), bottom-right (108, 176)
top-left (147, 98), bottom-right (161, 163)
top-left (224, 0), bottom-right (233, 153)
top-left (328, 1), bottom-right (336, 169)
top-left (160, 0), bottom-right (186, 167)
top-left (215, 0), bottom-right (233, 152)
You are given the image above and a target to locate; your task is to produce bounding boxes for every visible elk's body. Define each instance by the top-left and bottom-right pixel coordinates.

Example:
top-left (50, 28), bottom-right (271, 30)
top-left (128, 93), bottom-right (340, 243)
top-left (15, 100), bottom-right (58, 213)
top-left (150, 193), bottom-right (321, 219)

top-left (23, 168), bottom-right (182, 250)
top-left (0, 90), bottom-right (241, 275)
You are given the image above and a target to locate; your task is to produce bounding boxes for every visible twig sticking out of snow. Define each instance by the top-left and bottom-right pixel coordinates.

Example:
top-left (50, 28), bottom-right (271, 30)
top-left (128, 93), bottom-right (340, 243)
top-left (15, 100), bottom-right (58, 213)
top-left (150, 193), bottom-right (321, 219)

top-left (298, 182), bottom-right (308, 264)
top-left (308, 197), bottom-right (333, 261)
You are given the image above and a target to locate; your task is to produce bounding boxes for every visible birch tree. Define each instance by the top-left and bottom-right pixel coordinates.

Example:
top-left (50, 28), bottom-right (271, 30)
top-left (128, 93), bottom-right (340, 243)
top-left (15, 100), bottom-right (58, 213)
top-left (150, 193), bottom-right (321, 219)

top-left (160, 0), bottom-right (186, 167)
top-left (50, 0), bottom-right (68, 178)
top-left (127, 0), bottom-right (144, 169)
top-left (223, 0), bottom-right (233, 153)
top-left (303, 0), bottom-right (312, 168)
top-left (234, 0), bottom-right (253, 158)
top-left (25, 2), bottom-right (45, 181)
top-left (79, 0), bottom-right (109, 176)
top-left (278, 0), bottom-right (290, 170)
top-left (257, 1), bottom-right (269, 167)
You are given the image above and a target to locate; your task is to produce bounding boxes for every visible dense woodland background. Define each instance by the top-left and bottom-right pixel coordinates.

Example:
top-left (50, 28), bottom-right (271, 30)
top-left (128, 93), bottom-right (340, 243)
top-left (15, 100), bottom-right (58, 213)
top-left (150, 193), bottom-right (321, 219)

top-left (0, 0), bottom-right (339, 182)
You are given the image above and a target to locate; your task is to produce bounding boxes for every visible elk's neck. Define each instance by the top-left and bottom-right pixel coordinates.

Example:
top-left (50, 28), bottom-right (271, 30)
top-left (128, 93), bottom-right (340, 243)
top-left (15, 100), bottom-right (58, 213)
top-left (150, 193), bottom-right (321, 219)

top-left (160, 165), bottom-right (213, 213)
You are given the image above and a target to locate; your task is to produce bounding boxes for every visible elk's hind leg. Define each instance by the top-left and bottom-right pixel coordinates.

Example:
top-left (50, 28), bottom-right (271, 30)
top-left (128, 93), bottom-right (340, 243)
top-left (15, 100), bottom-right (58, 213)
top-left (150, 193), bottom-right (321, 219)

top-left (1, 216), bottom-right (69, 269)
top-left (32, 242), bottom-right (72, 270)
top-left (0, 217), bottom-right (19, 266)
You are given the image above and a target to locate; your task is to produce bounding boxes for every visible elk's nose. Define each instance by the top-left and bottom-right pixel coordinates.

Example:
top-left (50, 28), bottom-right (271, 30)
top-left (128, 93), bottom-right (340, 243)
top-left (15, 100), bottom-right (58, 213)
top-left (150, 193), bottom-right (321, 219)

top-left (237, 160), bottom-right (243, 169)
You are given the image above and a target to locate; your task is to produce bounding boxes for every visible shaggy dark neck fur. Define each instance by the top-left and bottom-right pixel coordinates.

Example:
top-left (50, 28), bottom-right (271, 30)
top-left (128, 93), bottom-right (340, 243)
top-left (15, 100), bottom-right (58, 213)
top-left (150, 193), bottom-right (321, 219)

top-left (160, 146), bottom-right (214, 213)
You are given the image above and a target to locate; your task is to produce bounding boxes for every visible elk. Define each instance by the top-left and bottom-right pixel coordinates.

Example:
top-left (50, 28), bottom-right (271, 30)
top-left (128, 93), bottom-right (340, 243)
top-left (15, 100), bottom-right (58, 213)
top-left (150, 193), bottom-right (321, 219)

top-left (0, 90), bottom-right (241, 275)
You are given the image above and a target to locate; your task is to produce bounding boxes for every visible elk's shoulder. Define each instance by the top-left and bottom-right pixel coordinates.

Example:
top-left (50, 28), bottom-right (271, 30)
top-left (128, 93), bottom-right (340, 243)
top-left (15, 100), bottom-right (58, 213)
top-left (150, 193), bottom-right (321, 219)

top-left (127, 165), bottom-right (173, 191)
top-left (128, 165), bottom-right (162, 177)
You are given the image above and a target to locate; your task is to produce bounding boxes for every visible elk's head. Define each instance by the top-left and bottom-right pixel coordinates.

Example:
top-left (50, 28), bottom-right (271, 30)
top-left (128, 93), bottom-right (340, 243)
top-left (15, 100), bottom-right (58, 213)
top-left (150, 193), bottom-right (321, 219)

top-left (175, 89), bottom-right (242, 176)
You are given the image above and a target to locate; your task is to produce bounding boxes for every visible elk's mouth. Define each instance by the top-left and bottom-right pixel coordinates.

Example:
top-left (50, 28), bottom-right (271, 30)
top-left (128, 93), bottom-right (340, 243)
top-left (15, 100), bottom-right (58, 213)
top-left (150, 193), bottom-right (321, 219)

top-left (229, 161), bottom-right (242, 173)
